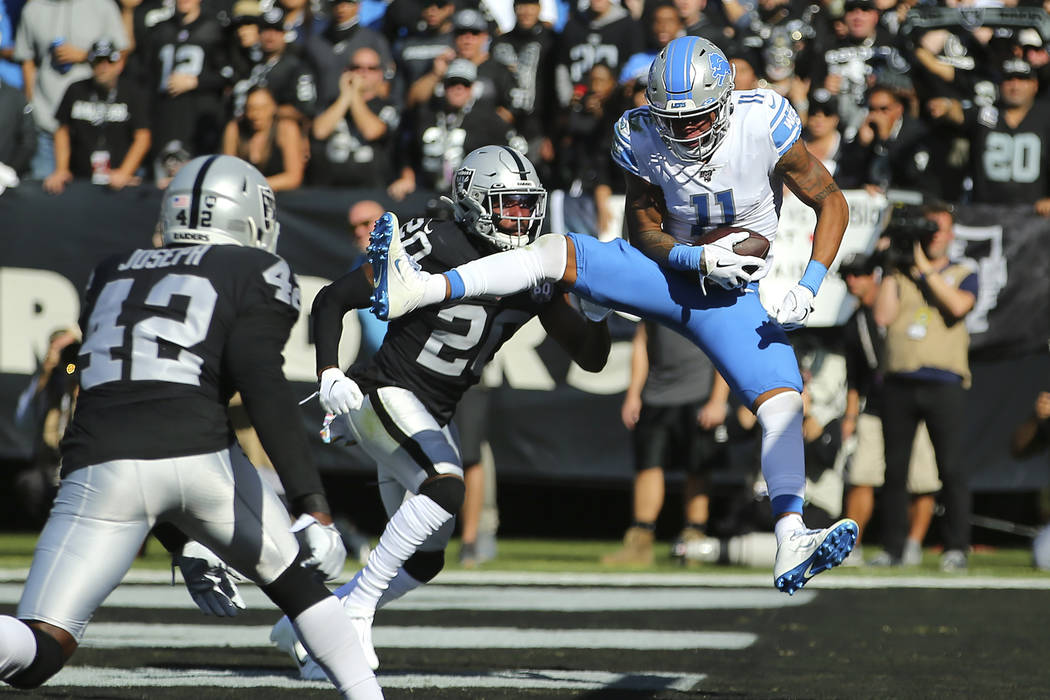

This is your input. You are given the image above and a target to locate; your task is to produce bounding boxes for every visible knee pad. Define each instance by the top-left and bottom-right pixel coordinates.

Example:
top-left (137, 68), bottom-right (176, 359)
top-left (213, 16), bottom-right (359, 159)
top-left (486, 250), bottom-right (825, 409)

top-left (403, 549), bottom-right (445, 583)
top-left (261, 562), bottom-right (331, 620)
top-left (7, 626), bottom-right (65, 690)
top-left (419, 475), bottom-right (465, 515)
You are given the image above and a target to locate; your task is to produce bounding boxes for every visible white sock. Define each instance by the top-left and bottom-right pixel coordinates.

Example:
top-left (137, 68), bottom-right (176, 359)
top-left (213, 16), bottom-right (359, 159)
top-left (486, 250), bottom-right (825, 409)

top-left (755, 391), bottom-right (807, 523)
top-left (345, 494), bottom-right (453, 613)
top-left (0, 616), bottom-right (36, 680)
top-left (333, 567), bottom-right (424, 609)
top-left (774, 513), bottom-right (806, 544)
top-left (445, 234), bottom-right (567, 300)
top-left (293, 596), bottom-right (383, 699)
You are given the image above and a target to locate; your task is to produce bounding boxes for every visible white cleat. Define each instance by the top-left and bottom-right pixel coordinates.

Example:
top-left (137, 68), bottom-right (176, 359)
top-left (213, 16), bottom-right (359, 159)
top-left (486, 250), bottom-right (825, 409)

top-left (367, 211), bottom-right (427, 321)
top-left (773, 518), bottom-right (858, 595)
top-left (345, 603), bottom-right (380, 671)
top-left (269, 614), bottom-right (328, 681)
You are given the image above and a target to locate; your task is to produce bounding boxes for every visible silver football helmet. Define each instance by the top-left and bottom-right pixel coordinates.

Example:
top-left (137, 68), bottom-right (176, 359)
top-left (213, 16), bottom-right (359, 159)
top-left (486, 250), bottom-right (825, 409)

top-left (443, 146), bottom-right (547, 250)
top-left (160, 155), bottom-right (280, 253)
top-left (646, 36), bottom-right (736, 162)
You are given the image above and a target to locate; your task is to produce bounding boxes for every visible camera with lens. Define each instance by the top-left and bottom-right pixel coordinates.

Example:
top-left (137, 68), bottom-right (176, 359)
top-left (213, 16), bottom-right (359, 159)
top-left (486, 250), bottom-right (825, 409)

top-left (881, 203), bottom-right (938, 270)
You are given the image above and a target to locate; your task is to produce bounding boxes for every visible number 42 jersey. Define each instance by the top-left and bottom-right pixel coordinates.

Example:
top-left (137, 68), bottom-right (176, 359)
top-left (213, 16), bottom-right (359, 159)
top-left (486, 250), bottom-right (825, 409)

top-left (61, 244), bottom-right (302, 473)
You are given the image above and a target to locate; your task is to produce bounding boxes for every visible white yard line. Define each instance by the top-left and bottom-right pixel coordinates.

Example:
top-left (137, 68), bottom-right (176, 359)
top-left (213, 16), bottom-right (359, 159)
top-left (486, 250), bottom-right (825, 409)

top-left (39, 666), bottom-right (707, 692)
top-left (78, 623), bottom-right (756, 651)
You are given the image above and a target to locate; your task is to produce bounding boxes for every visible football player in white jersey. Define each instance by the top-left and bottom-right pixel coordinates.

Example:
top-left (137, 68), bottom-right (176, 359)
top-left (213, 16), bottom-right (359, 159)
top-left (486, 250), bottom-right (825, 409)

top-left (367, 36), bottom-right (859, 594)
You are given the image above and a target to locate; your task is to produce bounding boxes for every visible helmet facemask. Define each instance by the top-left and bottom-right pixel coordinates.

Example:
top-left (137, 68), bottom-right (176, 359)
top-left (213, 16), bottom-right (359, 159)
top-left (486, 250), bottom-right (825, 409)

top-left (647, 36), bottom-right (736, 163)
top-left (444, 146), bottom-right (548, 251)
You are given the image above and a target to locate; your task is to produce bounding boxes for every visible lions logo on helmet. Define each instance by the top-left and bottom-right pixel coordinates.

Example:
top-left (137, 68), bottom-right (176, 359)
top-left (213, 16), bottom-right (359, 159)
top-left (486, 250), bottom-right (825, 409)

top-left (161, 155), bottom-right (282, 254)
top-left (441, 146), bottom-right (547, 251)
top-left (646, 36), bottom-right (736, 162)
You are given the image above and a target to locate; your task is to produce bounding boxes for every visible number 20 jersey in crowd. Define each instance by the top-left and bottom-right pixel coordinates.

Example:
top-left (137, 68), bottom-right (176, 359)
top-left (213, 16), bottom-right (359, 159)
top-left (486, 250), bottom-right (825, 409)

top-left (349, 217), bottom-right (558, 426)
top-left (61, 244), bottom-right (302, 473)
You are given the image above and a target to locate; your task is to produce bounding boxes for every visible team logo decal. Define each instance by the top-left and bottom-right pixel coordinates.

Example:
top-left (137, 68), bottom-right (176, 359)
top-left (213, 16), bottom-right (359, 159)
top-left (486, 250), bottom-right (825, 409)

top-left (259, 185), bottom-right (277, 232)
top-left (455, 167), bottom-right (475, 201)
top-left (709, 54), bottom-right (731, 87)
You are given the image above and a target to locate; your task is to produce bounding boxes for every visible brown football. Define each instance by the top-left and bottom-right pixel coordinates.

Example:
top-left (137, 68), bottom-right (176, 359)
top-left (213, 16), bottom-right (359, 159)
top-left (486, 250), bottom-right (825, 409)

top-left (696, 225), bottom-right (771, 260)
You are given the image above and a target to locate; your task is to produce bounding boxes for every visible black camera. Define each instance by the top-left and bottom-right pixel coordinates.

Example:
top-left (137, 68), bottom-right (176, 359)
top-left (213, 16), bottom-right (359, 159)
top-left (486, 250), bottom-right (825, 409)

top-left (881, 204), bottom-right (939, 270)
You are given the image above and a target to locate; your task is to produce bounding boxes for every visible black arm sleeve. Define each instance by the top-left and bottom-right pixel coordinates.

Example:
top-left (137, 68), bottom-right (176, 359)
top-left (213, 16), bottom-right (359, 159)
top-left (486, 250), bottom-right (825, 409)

top-left (225, 310), bottom-right (328, 515)
top-left (311, 268), bottom-right (373, 374)
top-left (152, 522), bottom-right (189, 554)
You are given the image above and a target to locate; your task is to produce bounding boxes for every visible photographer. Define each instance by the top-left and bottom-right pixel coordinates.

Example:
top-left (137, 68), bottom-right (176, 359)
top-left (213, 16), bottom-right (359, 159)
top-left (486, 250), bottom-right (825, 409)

top-left (873, 202), bottom-right (978, 571)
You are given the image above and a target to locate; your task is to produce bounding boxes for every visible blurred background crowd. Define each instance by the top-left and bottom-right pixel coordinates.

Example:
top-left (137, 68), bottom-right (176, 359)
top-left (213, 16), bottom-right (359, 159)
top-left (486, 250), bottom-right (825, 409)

top-left (1, 0), bottom-right (1049, 215)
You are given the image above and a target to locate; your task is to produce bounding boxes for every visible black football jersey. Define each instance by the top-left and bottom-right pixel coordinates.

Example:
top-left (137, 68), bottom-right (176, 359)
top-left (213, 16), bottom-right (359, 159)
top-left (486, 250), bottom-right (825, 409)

top-left (61, 244), bottom-right (302, 472)
top-left (350, 218), bottom-right (558, 424)
top-left (965, 98), bottom-right (1050, 205)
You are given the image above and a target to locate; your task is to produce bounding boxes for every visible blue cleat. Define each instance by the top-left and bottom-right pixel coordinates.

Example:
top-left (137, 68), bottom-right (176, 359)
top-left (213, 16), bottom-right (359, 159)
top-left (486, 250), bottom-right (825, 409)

top-left (773, 518), bottom-right (858, 595)
top-left (367, 211), bottom-right (426, 320)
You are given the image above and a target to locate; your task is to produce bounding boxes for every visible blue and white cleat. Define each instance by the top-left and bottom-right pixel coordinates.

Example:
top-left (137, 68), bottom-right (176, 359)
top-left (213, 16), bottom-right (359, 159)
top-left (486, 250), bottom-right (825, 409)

top-left (367, 211), bottom-right (426, 320)
top-left (773, 518), bottom-right (858, 595)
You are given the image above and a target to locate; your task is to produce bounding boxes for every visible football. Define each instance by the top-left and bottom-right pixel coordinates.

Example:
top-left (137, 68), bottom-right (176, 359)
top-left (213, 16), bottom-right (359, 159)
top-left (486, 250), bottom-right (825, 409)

top-left (696, 225), bottom-right (770, 260)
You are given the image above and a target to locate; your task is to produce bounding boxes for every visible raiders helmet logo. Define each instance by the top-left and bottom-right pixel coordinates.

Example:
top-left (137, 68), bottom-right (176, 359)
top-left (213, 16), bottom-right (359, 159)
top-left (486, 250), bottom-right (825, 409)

top-left (455, 167), bottom-right (475, 201)
top-left (258, 185), bottom-right (277, 233)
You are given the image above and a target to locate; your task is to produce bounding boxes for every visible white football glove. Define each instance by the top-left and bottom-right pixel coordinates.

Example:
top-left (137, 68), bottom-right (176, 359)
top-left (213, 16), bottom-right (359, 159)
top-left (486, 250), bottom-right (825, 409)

top-left (774, 283), bottom-right (816, 330)
top-left (174, 541), bottom-right (246, 617)
top-left (319, 367), bottom-right (364, 415)
top-left (700, 231), bottom-right (768, 290)
top-left (291, 514), bottom-right (347, 580)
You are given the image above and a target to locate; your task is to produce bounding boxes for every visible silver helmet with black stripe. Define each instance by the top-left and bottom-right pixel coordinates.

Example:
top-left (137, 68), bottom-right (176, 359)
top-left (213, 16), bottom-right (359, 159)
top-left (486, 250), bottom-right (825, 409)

top-left (646, 36), bottom-right (735, 162)
top-left (160, 155), bottom-right (281, 253)
top-left (444, 146), bottom-right (547, 251)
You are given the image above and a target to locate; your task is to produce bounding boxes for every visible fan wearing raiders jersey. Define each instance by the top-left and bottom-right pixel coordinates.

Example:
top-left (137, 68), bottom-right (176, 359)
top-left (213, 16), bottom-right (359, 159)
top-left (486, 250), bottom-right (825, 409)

top-left (142, 0), bottom-right (231, 159)
top-left (268, 145), bottom-right (611, 678)
top-left (368, 37), bottom-right (859, 596)
top-left (0, 155), bottom-right (383, 700)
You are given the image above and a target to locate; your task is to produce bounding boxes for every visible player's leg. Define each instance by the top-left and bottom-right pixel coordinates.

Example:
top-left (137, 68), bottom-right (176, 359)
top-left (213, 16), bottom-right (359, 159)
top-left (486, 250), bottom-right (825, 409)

top-left (4, 462), bottom-right (155, 689)
top-left (369, 208), bottom-right (573, 319)
top-left (675, 291), bottom-right (855, 592)
top-left (173, 449), bottom-right (381, 699)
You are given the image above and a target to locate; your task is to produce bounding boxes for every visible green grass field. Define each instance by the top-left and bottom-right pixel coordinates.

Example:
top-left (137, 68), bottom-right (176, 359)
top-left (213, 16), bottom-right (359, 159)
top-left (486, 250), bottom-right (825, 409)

top-left (0, 532), bottom-right (1042, 578)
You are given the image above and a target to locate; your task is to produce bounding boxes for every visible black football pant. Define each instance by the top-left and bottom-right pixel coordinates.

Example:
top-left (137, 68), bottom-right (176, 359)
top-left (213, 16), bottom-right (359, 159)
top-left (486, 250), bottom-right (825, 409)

top-left (880, 376), bottom-right (970, 559)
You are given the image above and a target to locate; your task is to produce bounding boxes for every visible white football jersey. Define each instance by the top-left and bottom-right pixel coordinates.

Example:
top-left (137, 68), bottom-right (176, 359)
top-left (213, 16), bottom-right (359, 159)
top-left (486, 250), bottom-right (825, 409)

top-left (611, 89), bottom-right (802, 278)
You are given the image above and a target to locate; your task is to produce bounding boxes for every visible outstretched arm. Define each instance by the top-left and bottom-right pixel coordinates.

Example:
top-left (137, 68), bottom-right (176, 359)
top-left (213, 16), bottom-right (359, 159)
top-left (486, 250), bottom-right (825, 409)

top-left (312, 267), bottom-right (373, 375)
top-left (539, 293), bottom-right (611, 373)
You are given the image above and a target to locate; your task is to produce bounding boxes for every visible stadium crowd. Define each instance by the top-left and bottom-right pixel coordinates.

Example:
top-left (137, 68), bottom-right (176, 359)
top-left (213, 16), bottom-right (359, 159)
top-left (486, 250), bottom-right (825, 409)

top-left (0, 0), bottom-right (1048, 212)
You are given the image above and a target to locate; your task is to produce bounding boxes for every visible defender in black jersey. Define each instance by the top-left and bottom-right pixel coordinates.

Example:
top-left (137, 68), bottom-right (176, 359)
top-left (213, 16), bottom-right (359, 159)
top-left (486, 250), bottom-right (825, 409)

top-left (270, 146), bottom-right (611, 677)
top-left (0, 156), bottom-right (383, 700)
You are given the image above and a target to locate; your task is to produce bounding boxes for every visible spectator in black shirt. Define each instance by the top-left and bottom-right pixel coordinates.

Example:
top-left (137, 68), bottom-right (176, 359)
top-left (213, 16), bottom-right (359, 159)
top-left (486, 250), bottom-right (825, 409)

top-left (406, 8), bottom-right (514, 121)
top-left (0, 72), bottom-right (35, 189)
top-left (316, 0), bottom-right (394, 106)
top-left (555, 0), bottom-right (644, 110)
top-left (143, 0), bottom-right (230, 171)
top-left (928, 58), bottom-right (1050, 215)
top-left (239, 7), bottom-right (318, 122)
top-left (44, 40), bottom-right (150, 194)
top-left (388, 58), bottom-right (517, 200)
top-left (837, 84), bottom-right (938, 196)
top-left (309, 46), bottom-right (400, 187)
top-left (394, 0), bottom-right (455, 92)
top-left (228, 1), bottom-right (265, 88)
top-left (222, 85), bottom-right (304, 191)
